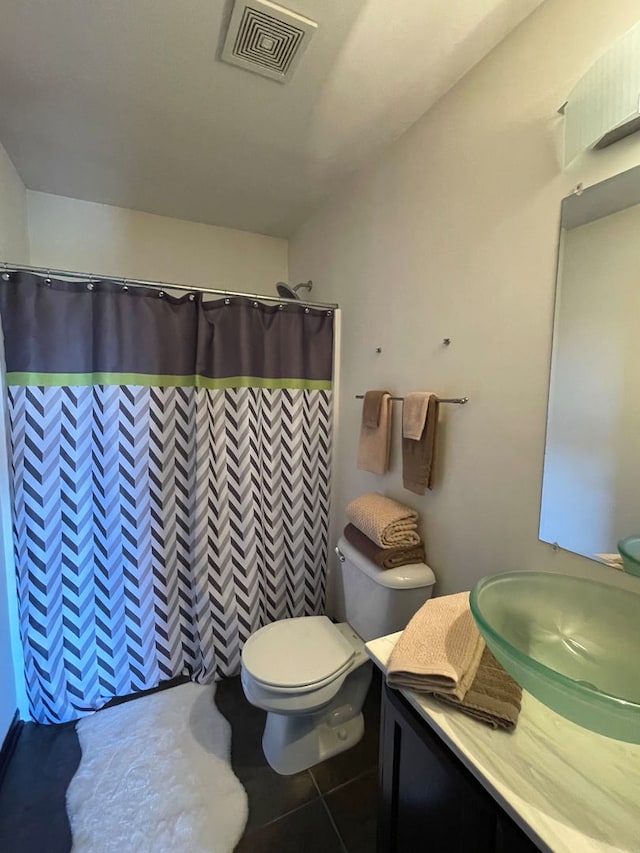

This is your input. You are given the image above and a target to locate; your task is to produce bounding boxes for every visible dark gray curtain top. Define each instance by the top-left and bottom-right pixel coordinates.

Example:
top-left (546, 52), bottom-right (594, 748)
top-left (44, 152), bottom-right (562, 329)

top-left (197, 298), bottom-right (332, 383)
top-left (0, 272), bottom-right (334, 386)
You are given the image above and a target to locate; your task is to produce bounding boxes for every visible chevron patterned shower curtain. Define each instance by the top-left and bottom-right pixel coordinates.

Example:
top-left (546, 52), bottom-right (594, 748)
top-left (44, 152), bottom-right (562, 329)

top-left (0, 272), bottom-right (334, 723)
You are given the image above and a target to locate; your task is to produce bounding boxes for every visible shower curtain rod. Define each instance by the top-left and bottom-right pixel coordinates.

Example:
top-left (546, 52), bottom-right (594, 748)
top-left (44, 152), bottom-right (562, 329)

top-left (0, 261), bottom-right (339, 310)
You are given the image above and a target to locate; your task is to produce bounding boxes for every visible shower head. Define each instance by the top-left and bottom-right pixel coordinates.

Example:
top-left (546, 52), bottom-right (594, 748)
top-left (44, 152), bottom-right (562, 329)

top-left (276, 280), bottom-right (313, 300)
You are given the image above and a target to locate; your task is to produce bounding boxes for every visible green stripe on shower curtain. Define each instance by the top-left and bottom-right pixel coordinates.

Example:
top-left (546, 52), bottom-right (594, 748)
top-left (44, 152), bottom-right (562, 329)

top-left (5, 372), bottom-right (333, 391)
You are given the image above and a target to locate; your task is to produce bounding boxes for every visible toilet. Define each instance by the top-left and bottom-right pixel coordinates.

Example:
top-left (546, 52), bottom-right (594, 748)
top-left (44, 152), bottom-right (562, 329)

top-left (240, 536), bottom-right (436, 774)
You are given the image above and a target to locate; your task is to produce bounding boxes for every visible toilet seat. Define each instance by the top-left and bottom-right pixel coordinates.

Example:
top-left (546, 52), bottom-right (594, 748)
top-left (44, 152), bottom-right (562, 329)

top-left (241, 615), bottom-right (355, 693)
top-left (245, 657), bottom-right (355, 695)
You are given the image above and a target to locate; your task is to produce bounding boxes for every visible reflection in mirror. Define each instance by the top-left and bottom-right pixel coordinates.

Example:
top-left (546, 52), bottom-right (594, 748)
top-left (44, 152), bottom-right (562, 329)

top-left (540, 164), bottom-right (640, 563)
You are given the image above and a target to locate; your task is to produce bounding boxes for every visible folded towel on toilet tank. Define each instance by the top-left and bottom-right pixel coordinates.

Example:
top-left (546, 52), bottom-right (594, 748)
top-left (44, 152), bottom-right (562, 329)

top-left (345, 492), bottom-right (421, 548)
top-left (343, 524), bottom-right (426, 569)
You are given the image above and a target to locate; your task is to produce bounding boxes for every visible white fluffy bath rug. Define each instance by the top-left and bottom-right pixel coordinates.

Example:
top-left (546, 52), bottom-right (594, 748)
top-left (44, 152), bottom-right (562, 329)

top-left (67, 682), bottom-right (248, 853)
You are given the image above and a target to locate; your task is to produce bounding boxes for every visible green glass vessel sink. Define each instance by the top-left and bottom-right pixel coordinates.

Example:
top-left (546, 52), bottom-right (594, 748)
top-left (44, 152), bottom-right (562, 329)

top-left (470, 572), bottom-right (640, 742)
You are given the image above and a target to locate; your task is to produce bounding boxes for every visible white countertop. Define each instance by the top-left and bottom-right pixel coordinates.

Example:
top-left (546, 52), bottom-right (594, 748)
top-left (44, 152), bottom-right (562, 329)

top-left (366, 632), bottom-right (640, 853)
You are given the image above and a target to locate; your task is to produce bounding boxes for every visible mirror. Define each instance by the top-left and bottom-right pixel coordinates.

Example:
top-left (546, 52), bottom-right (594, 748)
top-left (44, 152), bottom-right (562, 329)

top-left (539, 164), bottom-right (640, 563)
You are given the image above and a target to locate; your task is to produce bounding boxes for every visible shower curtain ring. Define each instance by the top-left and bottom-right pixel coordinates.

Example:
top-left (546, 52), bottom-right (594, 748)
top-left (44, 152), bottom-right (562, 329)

top-left (45, 269), bottom-right (52, 285)
top-left (122, 278), bottom-right (129, 292)
top-left (2, 263), bottom-right (9, 281)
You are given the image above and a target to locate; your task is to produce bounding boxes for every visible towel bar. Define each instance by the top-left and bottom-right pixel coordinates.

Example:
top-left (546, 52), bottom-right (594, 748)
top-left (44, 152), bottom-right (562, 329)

top-left (355, 395), bottom-right (469, 404)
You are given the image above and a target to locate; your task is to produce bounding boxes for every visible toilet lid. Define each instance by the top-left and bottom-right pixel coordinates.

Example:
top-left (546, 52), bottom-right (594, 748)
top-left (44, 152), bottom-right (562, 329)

top-left (242, 616), bottom-right (355, 689)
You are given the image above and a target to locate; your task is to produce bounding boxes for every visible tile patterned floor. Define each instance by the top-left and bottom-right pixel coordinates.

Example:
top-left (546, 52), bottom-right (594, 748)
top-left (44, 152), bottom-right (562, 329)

top-left (0, 669), bottom-right (381, 853)
top-left (216, 669), bottom-right (381, 853)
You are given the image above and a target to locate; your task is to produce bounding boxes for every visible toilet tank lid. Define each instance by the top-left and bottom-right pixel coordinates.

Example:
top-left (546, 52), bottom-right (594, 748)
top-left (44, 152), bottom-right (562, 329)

top-left (337, 537), bottom-right (436, 590)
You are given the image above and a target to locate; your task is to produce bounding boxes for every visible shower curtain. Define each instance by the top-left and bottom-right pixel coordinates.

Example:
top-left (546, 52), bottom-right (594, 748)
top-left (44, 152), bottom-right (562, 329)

top-left (0, 272), bottom-right (334, 724)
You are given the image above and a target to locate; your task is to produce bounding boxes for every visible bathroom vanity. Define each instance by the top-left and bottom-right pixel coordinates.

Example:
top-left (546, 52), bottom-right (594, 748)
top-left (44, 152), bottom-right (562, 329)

top-left (367, 632), bottom-right (640, 853)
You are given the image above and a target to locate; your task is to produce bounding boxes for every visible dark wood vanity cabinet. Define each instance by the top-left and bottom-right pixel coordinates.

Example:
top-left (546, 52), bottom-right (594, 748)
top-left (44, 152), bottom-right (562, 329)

top-left (378, 685), bottom-right (540, 853)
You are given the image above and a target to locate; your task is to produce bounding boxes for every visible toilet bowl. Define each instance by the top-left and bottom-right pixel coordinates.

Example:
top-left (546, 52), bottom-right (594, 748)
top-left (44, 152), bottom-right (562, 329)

top-left (241, 536), bottom-right (436, 775)
top-left (241, 617), bottom-right (372, 774)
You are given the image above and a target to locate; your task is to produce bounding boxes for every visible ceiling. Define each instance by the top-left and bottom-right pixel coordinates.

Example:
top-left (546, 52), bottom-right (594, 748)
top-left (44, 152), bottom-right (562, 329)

top-left (0, 0), bottom-right (544, 237)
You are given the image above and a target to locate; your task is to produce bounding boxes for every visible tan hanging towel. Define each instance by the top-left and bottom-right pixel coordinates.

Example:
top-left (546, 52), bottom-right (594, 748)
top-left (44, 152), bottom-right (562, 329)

top-left (402, 392), bottom-right (439, 494)
top-left (357, 390), bottom-right (392, 474)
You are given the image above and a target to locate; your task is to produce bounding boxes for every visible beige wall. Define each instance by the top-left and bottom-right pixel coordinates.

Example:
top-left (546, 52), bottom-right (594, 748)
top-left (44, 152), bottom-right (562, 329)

top-left (27, 191), bottom-right (288, 295)
top-left (0, 142), bottom-right (29, 263)
top-left (0, 142), bottom-right (28, 734)
top-left (289, 0), bottom-right (640, 606)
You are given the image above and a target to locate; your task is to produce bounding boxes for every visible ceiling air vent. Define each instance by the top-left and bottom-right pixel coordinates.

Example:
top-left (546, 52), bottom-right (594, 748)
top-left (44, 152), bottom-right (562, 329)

top-left (221, 0), bottom-right (317, 83)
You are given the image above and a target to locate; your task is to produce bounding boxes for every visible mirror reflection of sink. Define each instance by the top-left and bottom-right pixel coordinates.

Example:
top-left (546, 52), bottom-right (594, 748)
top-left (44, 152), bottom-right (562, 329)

top-left (618, 535), bottom-right (640, 577)
top-left (469, 572), bottom-right (640, 743)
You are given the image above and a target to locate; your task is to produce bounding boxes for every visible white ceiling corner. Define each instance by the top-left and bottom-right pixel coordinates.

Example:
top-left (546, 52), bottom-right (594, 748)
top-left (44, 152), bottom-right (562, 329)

top-left (0, 0), bottom-right (544, 237)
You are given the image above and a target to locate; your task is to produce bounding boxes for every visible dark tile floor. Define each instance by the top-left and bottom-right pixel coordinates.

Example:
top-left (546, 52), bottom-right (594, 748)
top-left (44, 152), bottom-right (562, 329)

top-left (0, 719), bottom-right (80, 853)
top-left (0, 669), bottom-right (381, 853)
top-left (216, 668), bottom-right (381, 853)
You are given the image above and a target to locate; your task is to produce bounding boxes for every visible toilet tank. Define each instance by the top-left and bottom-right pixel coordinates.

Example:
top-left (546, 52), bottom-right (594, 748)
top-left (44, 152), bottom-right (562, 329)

top-left (337, 536), bottom-right (436, 642)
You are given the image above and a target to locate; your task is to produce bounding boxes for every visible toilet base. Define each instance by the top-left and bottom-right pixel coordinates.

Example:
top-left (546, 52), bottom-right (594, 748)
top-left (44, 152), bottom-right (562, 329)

top-left (262, 707), bottom-right (365, 776)
top-left (260, 657), bottom-right (373, 775)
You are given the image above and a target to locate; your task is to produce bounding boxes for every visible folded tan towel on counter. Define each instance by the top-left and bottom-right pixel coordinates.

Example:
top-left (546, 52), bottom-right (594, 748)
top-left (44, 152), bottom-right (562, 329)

top-left (434, 647), bottom-right (522, 731)
top-left (595, 553), bottom-right (624, 570)
top-left (343, 523), bottom-right (426, 569)
top-left (357, 391), bottom-right (392, 475)
top-left (402, 392), bottom-right (439, 494)
top-left (346, 492), bottom-right (420, 548)
top-left (386, 592), bottom-right (485, 702)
